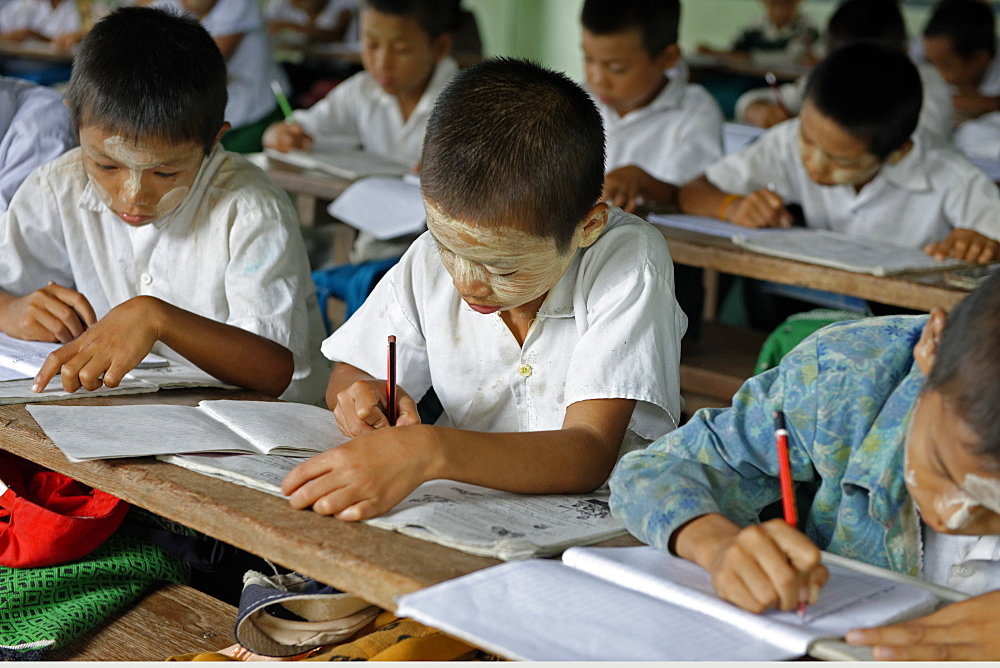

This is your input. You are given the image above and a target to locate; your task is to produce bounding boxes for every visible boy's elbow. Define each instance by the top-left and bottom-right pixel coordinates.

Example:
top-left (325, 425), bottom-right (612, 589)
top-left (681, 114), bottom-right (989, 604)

top-left (678, 175), bottom-right (709, 212)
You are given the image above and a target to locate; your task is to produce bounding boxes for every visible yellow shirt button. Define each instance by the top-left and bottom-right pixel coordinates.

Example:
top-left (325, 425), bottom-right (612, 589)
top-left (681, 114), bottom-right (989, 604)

top-left (518, 364), bottom-right (532, 378)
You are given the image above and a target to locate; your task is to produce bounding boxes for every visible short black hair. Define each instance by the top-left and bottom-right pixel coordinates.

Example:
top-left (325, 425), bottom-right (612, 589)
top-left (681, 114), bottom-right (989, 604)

top-left (65, 7), bottom-right (226, 154)
top-left (924, 0), bottom-right (996, 59)
top-left (925, 271), bottom-right (1000, 465)
top-left (581, 0), bottom-right (680, 57)
top-left (827, 0), bottom-right (908, 52)
top-left (421, 58), bottom-right (605, 253)
top-left (361, 0), bottom-right (457, 39)
top-left (804, 42), bottom-right (921, 161)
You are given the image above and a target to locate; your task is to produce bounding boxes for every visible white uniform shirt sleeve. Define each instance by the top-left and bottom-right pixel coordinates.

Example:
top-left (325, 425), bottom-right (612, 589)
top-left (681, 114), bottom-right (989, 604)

top-left (657, 87), bottom-right (724, 184)
top-left (291, 72), bottom-right (365, 143)
top-left (939, 155), bottom-right (1000, 242)
top-left (706, 119), bottom-right (796, 194)
top-left (734, 76), bottom-right (805, 123)
top-left (201, 0), bottom-right (262, 34)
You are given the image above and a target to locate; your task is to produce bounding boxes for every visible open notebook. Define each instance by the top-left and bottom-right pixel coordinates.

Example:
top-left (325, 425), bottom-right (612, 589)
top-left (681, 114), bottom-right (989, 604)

top-left (326, 175), bottom-right (426, 240)
top-left (265, 146), bottom-right (411, 180)
top-left (396, 545), bottom-right (952, 661)
top-left (27, 399), bottom-right (346, 462)
top-left (0, 332), bottom-right (167, 382)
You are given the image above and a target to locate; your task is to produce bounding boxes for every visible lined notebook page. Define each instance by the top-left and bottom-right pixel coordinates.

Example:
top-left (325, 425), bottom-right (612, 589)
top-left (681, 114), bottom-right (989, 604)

top-left (395, 559), bottom-right (793, 661)
top-left (197, 400), bottom-right (346, 455)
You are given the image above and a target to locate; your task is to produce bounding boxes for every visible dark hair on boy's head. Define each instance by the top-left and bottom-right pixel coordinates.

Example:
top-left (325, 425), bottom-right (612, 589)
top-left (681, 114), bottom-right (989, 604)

top-left (827, 0), bottom-right (907, 52)
top-left (361, 0), bottom-right (456, 38)
top-left (924, 0), bottom-right (996, 59)
top-left (421, 57), bottom-right (605, 253)
top-left (65, 7), bottom-right (226, 153)
top-left (804, 42), bottom-right (921, 161)
top-left (925, 271), bottom-right (1000, 465)
top-left (581, 0), bottom-right (680, 56)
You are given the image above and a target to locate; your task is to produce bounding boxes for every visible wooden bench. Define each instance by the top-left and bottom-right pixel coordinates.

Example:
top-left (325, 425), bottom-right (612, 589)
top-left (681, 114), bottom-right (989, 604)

top-left (48, 583), bottom-right (236, 661)
top-left (680, 321), bottom-right (768, 414)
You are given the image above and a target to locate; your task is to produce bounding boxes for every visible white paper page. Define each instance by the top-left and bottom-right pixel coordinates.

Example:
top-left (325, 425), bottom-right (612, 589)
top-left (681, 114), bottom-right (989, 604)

top-left (362, 480), bottom-right (626, 560)
top-left (395, 559), bottom-right (794, 661)
top-left (0, 332), bottom-right (168, 382)
top-left (0, 377), bottom-right (158, 405)
top-left (157, 452), bottom-right (307, 497)
top-left (196, 400), bottom-right (347, 456)
top-left (126, 364), bottom-right (234, 390)
top-left (733, 229), bottom-right (967, 276)
top-left (326, 176), bottom-right (426, 240)
top-left (265, 147), bottom-right (410, 180)
top-left (27, 404), bottom-right (254, 462)
top-left (563, 546), bottom-right (939, 655)
top-left (723, 121), bottom-right (765, 154)
top-left (648, 213), bottom-right (788, 240)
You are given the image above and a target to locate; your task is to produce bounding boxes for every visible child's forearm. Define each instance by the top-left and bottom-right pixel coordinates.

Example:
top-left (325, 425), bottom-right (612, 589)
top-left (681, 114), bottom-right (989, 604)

top-left (325, 362), bottom-right (375, 410)
top-left (149, 297), bottom-right (295, 397)
top-left (678, 175), bottom-right (733, 219)
top-left (413, 398), bottom-right (635, 495)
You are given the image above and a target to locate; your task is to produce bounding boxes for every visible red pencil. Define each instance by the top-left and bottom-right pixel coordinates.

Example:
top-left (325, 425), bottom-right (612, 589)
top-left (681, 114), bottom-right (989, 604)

top-left (773, 410), bottom-right (806, 621)
top-left (386, 335), bottom-right (397, 427)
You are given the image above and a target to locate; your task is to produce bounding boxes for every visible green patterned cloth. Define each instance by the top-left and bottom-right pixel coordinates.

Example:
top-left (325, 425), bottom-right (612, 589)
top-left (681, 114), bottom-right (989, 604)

top-left (0, 521), bottom-right (190, 659)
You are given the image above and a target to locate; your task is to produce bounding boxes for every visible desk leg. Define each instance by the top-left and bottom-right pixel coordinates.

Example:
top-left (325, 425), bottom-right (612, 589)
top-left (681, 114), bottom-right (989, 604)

top-left (296, 194), bottom-right (317, 227)
top-left (703, 269), bottom-right (719, 322)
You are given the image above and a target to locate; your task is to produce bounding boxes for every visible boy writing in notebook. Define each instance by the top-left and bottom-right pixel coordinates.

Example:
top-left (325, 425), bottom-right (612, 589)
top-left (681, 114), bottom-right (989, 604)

top-left (581, 0), bottom-right (723, 214)
top-left (610, 272), bottom-right (1000, 660)
top-left (680, 42), bottom-right (1000, 265)
top-left (281, 57), bottom-right (686, 521)
top-left (0, 7), bottom-right (327, 404)
top-left (263, 0), bottom-right (458, 263)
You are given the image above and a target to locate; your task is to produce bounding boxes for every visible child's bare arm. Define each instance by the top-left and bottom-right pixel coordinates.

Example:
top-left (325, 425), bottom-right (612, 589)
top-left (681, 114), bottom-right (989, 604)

top-left (32, 296), bottom-right (294, 397)
top-left (673, 512), bottom-right (828, 614)
top-left (0, 284), bottom-right (97, 344)
top-left (602, 166), bottom-right (678, 213)
top-left (326, 361), bottom-right (421, 436)
top-left (282, 397), bottom-right (636, 521)
top-left (680, 175), bottom-right (791, 228)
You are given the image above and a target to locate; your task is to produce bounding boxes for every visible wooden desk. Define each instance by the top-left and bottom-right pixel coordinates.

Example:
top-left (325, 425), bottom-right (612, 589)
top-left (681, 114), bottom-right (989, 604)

top-left (273, 40), bottom-right (481, 69)
top-left (685, 53), bottom-right (806, 83)
top-left (659, 226), bottom-right (969, 312)
top-left (264, 156), bottom-right (351, 206)
top-left (0, 39), bottom-right (74, 64)
top-left (0, 388), bottom-right (640, 614)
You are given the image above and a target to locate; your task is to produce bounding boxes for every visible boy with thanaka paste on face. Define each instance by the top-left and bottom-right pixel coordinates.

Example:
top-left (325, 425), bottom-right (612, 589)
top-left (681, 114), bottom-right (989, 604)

top-left (0, 7), bottom-right (327, 404)
top-left (580, 0), bottom-right (723, 214)
top-left (264, 0), bottom-right (457, 262)
top-left (680, 42), bottom-right (1000, 265)
top-left (610, 272), bottom-right (1000, 661)
top-left (281, 58), bottom-right (686, 522)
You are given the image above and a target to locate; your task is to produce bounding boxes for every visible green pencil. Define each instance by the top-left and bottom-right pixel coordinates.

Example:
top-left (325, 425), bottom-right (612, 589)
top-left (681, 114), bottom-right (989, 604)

top-left (271, 79), bottom-right (295, 121)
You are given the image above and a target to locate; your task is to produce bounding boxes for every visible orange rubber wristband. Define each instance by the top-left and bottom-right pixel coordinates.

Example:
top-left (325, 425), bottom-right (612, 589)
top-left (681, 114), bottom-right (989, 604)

top-left (717, 194), bottom-right (740, 221)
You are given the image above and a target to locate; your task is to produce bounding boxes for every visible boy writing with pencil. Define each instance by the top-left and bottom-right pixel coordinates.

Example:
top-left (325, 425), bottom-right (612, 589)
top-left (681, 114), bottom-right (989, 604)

top-left (680, 42), bottom-right (1000, 264)
top-left (580, 0), bottom-right (723, 214)
top-left (610, 272), bottom-right (1000, 660)
top-left (0, 7), bottom-right (327, 404)
top-left (281, 57), bottom-right (686, 521)
top-left (264, 0), bottom-right (458, 263)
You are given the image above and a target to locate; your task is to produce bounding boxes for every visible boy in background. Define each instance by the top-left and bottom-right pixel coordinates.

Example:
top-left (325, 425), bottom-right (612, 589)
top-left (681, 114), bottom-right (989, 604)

top-left (168, 0), bottom-right (290, 154)
top-left (697, 0), bottom-right (818, 69)
top-left (581, 0), bottom-right (723, 214)
top-left (736, 0), bottom-right (954, 143)
top-left (264, 0), bottom-right (458, 263)
top-left (0, 7), bottom-right (327, 404)
top-left (281, 58), bottom-right (686, 522)
top-left (266, 0), bottom-right (355, 44)
top-left (0, 0), bottom-right (79, 44)
top-left (680, 43), bottom-right (1000, 265)
top-left (0, 75), bottom-right (76, 211)
top-left (610, 272), bottom-right (1000, 661)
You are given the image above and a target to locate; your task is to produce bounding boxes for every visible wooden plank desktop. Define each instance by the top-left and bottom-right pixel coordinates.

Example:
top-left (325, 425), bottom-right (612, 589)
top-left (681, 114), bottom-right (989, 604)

top-left (0, 39), bottom-right (74, 64)
top-left (0, 388), bottom-right (640, 613)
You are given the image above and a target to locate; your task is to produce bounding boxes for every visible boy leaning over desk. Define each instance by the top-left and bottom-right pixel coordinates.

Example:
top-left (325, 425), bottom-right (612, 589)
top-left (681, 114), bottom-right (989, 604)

top-left (611, 271), bottom-right (1000, 660)
top-left (0, 7), bottom-right (327, 405)
top-left (281, 57), bottom-right (687, 522)
top-left (680, 42), bottom-right (1000, 265)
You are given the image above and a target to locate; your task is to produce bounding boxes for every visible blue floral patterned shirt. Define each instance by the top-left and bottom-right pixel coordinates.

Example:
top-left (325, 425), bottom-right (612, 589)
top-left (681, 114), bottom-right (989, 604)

top-left (609, 315), bottom-right (929, 577)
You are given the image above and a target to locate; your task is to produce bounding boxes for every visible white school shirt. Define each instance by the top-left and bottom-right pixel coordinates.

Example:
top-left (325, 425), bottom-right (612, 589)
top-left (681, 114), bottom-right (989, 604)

top-left (592, 71), bottom-right (724, 186)
top-left (922, 526), bottom-right (1000, 597)
top-left (954, 111), bottom-right (1000, 161)
top-left (0, 146), bottom-right (328, 405)
top-left (977, 51), bottom-right (1000, 97)
top-left (734, 61), bottom-right (955, 142)
top-left (0, 76), bottom-right (75, 211)
top-left (291, 57), bottom-right (458, 165)
top-left (0, 0), bottom-right (79, 36)
top-left (705, 119), bottom-right (1000, 248)
top-left (265, 0), bottom-right (354, 32)
top-left (320, 208), bottom-right (687, 459)
top-left (167, 0), bottom-right (288, 129)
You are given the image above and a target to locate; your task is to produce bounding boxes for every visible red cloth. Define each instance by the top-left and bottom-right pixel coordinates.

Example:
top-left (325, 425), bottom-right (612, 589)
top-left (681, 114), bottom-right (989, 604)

top-left (0, 452), bottom-right (129, 567)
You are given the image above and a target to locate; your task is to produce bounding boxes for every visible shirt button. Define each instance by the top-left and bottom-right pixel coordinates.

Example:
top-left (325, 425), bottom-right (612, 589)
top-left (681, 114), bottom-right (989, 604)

top-left (952, 565), bottom-right (974, 578)
top-left (140, 273), bottom-right (153, 285)
top-left (517, 364), bottom-right (532, 378)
